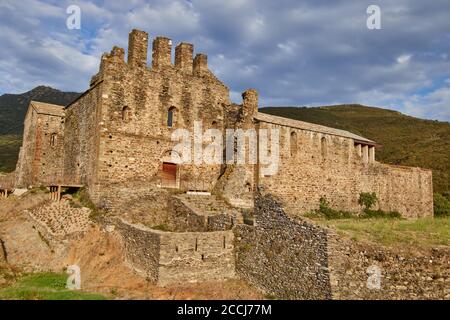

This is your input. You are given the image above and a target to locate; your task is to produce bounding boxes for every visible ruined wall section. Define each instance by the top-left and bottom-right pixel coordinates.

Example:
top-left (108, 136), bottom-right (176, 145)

top-left (111, 218), bottom-right (160, 282)
top-left (214, 90), bottom-right (259, 208)
top-left (109, 217), bottom-right (235, 286)
top-left (158, 230), bottom-right (235, 286)
top-left (328, 233), bottom-right (450, 299)
top-left (258, 121), bottom-right (433, 218)
top-left (95, 30), bottom-right (230, 199)
top-left (234, 191), bottom-right (331, 299)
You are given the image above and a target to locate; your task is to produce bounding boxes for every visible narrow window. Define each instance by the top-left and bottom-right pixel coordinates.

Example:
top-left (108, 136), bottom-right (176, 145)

top-left (50, 133), bottom-right (57, 147)
top-left (122, 106), bottom-right (131, 122)
top-left (321, 136), bottom-right (328, 158)
top-left (290, 131), bottom-right (298, 157)
top-left (168, 107), bottom-right (176, 128)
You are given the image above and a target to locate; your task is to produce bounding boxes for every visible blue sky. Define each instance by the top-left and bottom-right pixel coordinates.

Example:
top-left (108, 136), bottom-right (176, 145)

top-left (1, 0), bottom-right (450, 121)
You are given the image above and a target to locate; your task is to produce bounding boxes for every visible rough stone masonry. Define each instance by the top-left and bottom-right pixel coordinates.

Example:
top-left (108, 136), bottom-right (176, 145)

top-left (11, 28), bottom-right (433, 219)
top-left (1, 29), bottom-right (437, 291)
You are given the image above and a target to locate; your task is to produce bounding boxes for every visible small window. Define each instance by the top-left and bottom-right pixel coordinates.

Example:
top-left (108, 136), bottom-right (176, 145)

top-left (168, 107), bottom-right (176, 128)
top-left (290, 131), bottom-right (298, 157)
top-left (321, 137), bottom-right (328, 158)
top-left (50, 133), bottom-right (57, 147)
top-left (122, 106), bottom-right (131, 122)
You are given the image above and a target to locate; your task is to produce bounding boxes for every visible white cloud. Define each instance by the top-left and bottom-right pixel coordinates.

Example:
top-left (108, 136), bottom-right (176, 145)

top-left (397, 54), bottom-right (412, 65)
top-left (1, 0), bottom-right (450, 121)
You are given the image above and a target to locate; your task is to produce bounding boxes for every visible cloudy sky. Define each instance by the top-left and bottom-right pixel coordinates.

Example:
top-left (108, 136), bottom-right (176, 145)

top-left (1, 0), bottom-right (450, 121)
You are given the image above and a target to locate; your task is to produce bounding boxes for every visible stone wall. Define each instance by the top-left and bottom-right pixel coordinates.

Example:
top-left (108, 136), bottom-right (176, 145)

top-left (166, 195), bottom-right (239, 232)
top-left (63, 83), bottom-right (103, 189)
top-left (15, 104), bottom-right (65, 187)
top-left (109, 217), bottom-right (235, 286)
top-left (234, 191), bottom-right (332, 299)
top-left (234, 190), bottom-right (448, 300)
top-left (328, 234), bottom-right (450, 299)
top-left (111, 218), bottom-right (160, 282)
top-left (158, 229), bottom-right (235, 286)
top-left (258, 121), bottom-right (433, 218)
top-left (92, 29), bottom-right (230, 200)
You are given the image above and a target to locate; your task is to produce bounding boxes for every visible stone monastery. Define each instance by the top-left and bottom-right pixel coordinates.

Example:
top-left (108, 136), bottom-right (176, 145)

top-left (0, 29), bottom-right (435, 295)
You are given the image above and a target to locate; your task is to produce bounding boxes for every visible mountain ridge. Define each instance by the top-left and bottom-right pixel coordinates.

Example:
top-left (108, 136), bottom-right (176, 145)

top-left (0, 86), bottom-right (81, 135)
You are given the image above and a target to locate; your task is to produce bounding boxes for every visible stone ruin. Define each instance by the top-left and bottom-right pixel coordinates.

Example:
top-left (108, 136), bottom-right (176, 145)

top-left (0, 29), bottom-right (437, 295)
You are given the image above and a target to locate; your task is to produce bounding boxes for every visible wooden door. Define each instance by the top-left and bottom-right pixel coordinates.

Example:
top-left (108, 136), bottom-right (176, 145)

top-left (162, 162), bottom-right (177, 187)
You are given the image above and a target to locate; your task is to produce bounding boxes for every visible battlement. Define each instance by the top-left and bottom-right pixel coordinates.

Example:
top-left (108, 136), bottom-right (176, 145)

top-left (128, 29), bottom-right (148, 68)
top-left (123, 29), bottom-right (209, 75)
top-left (175, 42), bottom-right (193, 73)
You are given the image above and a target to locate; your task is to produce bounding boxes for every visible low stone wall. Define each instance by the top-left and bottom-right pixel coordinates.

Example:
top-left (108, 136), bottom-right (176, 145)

top-left (234, 190), bottom-right (449, 300)
top-left (109, 217), bottom-right (235, 286)
top-left (328, 234), bottom-right (450, 300)
top-left (111, 218), bottom-right (160, 282)
top-left (234, 191), bottom-right (332, 299)
top-left (158, 230), bottom-right (235, 286)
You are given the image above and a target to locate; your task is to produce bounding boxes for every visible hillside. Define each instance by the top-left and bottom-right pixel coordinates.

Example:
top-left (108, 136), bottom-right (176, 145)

top-left (261, 105), bottom-right (450, 196)
top-left (0, 86), bottom-right (80, 171)
top-left (0, 86), bottom-right (80, 135)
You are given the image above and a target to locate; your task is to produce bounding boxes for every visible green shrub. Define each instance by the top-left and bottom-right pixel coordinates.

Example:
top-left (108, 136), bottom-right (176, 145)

top-left (307, 195), bottom-right (401, 220)
top-left (434, 193), bottom-right (450, 217)
top-left (358, 192), bottom-right (378, 210)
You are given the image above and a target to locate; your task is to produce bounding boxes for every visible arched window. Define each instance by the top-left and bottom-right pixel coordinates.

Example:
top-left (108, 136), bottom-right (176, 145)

top-left (321, 136), bottom-right (328, 158)
top-left (50, 133), bottom-right (57, 147)
top-left (290, 131), bottom-right (298, 157)
top-left (122, 106), bottom-right (131, 122)
top-left (168, 107), bottom-right (176, 128)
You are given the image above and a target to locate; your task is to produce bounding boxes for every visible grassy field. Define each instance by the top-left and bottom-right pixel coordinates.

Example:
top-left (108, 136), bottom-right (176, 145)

top-left (0, 134), bottom-right (21, 172)
top-left (0, 272), bottom-right (107, 300)
top-left (312, 217), bottom-right (450, 248)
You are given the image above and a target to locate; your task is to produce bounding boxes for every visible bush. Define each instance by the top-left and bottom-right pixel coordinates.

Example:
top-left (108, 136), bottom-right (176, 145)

top-left (358, 192), bottom-right (378, 210)
top-left (434, 193), bottom-right (450, 217)
top-left (307, 194), bottom-right (402, 220)
top-left (357, 192), bottom-right (400, 219)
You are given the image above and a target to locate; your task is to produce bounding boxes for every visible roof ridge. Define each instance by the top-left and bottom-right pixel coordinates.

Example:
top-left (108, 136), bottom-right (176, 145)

top-left (254, 112), bottom-right (374, 144)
